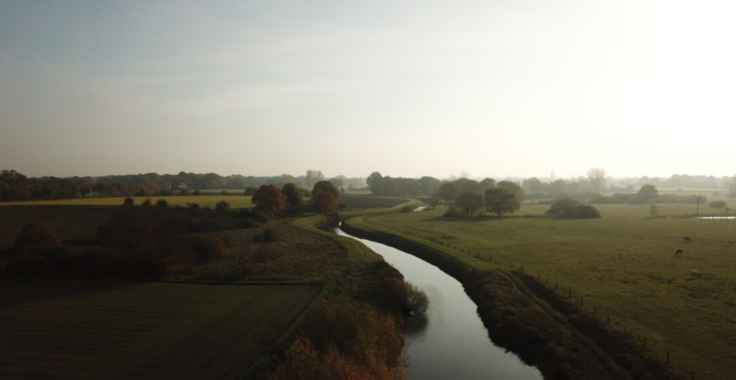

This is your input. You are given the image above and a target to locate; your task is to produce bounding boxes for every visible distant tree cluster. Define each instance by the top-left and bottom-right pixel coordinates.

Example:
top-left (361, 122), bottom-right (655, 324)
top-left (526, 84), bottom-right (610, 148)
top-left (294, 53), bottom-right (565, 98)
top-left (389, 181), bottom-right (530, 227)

top-left (367, 172), bottom-right (442, 197)
top-left (0, 169), bottom-right (363, 203)
top-left (444, 179), bottom-right (524, 217)
top-left (590, 185), bottom-right (706, 205)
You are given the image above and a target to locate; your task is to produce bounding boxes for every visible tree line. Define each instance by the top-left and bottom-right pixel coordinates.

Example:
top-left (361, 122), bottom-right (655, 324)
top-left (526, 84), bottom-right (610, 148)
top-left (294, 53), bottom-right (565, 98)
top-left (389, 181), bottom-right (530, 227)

top-left (0, 169), bottom-right (363, 202)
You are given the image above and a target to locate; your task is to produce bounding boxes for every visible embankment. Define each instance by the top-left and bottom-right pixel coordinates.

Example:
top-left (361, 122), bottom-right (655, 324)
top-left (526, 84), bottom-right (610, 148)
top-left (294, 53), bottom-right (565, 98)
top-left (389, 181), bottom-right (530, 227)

top-left (341, 220), bottom-right (684, 380)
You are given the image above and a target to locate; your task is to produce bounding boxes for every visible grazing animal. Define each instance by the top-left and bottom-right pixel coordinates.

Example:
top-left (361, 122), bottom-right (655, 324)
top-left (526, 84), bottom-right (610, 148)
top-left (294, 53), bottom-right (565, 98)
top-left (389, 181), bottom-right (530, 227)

top-left (674, 249), bottom-right (684, 256)
top-left (689, 269), bottom-right (701, 279)
top-left (728, 239), bottom-right (734, 246)
top-left (683, 237), bottom-right (691, 243)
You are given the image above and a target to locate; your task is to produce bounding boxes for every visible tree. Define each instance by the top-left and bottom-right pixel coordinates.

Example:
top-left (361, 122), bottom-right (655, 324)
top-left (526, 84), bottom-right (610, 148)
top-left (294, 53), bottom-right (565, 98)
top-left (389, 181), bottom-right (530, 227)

top-left (438, 181), bottom-right (460, 203)
top-left (522, 177), bottom-right (544, 196)
top-left (312, 181), bottom-right (340, 214)
top-left (14, 220), bottom-right (61, 248)
top-left (367, 172), bottom-right (384, 195)
top-left (650, 203), bottom-right (659, 218)
top-left (251, 185), bottom-right (287, 216)
top-left (497, 181), bottom-right (525, 202)
top-left (453, 191), bottom-right (486, 217)
top-left (587, 168), bottom-right (607, 193)
top-left (281, 182), bottom-right (305, 214)
top-left (637, 184), bottom-right (659, 204)
top-left (484, 187), bottom-right (521, 216)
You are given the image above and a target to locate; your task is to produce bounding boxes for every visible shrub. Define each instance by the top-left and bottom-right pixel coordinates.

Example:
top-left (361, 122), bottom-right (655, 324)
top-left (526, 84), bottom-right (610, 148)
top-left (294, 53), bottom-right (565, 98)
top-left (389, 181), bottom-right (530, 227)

top-left (156, 199), bottom-right (168, 208)
top-left (710, 200), bottom-right (727, 208)
top-left (547, 199), bottom-right (601, 219)
top-left (400, 205), bottom-right (415, 213)
top-left (123, 197), bottom-right (134, 207)
top-left (142, 198), bottom-right (152, 207)
top-left (194, 190), bottom-right (201, 196)
top-left (215, 200), bottom-right (230, 215)
top-left (14, 221), bottom-right (61, 248)
top-left (190, 234), bottom-right (230, 261)
top-left (255, 211), bottom-right (270, 224)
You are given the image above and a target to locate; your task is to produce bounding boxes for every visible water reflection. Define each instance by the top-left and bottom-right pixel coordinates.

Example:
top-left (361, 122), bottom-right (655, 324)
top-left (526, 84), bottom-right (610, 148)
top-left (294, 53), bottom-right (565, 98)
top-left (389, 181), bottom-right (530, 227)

top-left (335, 225), bottom-right (542, 380)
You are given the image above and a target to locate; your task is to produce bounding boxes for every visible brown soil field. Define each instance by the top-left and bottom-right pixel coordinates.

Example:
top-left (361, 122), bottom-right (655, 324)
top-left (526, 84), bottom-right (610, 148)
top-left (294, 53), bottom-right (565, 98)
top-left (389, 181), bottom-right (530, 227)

top-left (0, 280), bottom-right (321, 380)
top-left (0, 206), bottom-right (112, 249)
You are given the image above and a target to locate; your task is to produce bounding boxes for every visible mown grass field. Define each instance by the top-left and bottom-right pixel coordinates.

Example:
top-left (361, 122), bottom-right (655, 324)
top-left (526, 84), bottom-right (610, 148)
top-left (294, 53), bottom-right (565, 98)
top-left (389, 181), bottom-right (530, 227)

top-left (360, 202), bottom-right (736, 380)
top-left (0, 280), bottom-right (321, 380)
top-left (0, 195), bottom-right (256, 209)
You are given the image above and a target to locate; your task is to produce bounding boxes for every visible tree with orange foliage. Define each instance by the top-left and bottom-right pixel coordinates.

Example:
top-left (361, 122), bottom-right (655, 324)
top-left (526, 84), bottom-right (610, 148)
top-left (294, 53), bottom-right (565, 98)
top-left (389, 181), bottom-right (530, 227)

top-left (251, 184), bottom-right (287, 216)
top-left (311, 181), bottom-right (340, 214)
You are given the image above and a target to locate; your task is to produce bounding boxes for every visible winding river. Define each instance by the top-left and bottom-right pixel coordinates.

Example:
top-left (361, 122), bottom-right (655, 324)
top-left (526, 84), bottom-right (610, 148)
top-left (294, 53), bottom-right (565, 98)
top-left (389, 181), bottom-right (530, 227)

top-left (333, 225), bottom-right (543, 380)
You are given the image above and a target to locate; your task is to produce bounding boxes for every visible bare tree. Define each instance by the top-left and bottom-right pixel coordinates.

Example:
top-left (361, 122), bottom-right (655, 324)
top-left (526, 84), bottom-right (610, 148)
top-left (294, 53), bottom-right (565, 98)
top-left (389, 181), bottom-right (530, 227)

top-left (587, 168), bottom-right (607, 193)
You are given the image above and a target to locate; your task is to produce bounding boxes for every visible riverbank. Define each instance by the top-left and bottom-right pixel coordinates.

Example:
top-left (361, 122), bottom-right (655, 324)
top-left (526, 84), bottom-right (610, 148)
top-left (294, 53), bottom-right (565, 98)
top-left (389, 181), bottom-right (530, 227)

top-left (342, 217), bottom-right (684, 380)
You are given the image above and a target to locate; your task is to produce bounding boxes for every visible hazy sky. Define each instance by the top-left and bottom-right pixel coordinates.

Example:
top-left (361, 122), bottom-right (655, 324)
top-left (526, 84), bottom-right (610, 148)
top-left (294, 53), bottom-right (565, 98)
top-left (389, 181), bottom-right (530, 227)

top-left (1, 1), bottom-right (735, 179)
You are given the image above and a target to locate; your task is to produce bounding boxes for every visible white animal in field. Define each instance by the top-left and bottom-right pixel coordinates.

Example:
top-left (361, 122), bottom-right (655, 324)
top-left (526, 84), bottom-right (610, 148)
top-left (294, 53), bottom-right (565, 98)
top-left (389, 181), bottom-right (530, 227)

top-left (689, 269), bottom-right (701, 279)
top-left (728, 239), bottom-right (734, 246)
top-left (674, 249), bottom-right (684, 257)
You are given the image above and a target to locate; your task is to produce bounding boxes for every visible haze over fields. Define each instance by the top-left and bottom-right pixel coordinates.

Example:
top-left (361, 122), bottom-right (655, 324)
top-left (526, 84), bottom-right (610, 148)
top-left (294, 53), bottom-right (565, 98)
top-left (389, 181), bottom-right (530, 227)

top-left (1, 1), bottom-right (735, 179)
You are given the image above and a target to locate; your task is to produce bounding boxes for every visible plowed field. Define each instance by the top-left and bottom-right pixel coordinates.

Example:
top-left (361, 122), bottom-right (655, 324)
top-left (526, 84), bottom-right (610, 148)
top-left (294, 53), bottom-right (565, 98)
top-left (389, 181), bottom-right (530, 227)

top-left (0, 280), bottom-right (321, 380)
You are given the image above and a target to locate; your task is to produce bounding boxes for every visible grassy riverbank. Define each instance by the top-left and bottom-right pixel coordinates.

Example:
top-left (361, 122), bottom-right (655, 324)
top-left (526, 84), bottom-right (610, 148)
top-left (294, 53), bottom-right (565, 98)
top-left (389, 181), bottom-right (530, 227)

top-left (344, 201), bottom-right (736, 379)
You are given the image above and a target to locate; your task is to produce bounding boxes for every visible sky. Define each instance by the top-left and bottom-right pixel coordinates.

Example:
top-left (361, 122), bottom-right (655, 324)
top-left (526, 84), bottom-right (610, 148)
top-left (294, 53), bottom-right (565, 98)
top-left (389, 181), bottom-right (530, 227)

top-left (1, 1), bottom-right (735, 180)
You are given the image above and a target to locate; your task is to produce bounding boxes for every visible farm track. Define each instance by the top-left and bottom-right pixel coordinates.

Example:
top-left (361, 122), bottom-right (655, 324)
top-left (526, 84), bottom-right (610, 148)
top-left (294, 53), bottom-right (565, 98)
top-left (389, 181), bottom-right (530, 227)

top-left (0, 280), bottom-right (321, 380)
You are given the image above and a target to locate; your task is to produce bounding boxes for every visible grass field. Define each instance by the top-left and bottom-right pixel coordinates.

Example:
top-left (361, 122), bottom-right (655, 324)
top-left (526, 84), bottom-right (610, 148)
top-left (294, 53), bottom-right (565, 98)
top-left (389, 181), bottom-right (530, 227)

top-left (360, 202), bottom-right (736, 380)
top-left (0, 280), bottom-right (321, 380)
top-left (0, 196), bottom-right (256, 209)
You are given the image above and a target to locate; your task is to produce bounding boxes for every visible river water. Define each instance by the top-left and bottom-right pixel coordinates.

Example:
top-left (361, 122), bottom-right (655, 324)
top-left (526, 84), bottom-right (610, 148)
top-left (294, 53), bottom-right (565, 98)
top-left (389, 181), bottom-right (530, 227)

top-left (334, 226), bottom-right (543, 380)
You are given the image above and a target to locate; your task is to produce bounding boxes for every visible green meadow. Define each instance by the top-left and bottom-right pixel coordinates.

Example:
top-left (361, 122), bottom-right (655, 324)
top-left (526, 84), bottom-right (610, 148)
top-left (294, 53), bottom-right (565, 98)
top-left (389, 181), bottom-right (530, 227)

top-left (358, 201), bottom-right (736, 380)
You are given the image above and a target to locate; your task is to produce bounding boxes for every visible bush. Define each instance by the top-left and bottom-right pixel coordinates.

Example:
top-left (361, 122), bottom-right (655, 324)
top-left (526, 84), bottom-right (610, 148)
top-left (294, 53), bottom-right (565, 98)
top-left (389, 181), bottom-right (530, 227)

top-left (254, 227), bottom-right (280, 242)
top-left (710, 200), bottom-right (727, 208)
top-left (156, 199), bottom-right (168, 208)
top-left (14, 221), bottom-right (61, 248)
top-left (215, 200), bottom-right (230, 215)
top-left (546, 199), bottom-right (601, 219)
top-left (400, 205), bottom-right (415, 213)
top-left (190, 234), bottom-right (230, 261)
top-left (123, 197), bottom-right (134, 207)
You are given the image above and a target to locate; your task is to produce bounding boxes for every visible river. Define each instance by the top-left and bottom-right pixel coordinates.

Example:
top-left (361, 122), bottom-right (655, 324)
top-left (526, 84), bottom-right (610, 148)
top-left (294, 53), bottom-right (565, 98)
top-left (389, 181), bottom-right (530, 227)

top-left (333, 225), bottom-right (543, 380)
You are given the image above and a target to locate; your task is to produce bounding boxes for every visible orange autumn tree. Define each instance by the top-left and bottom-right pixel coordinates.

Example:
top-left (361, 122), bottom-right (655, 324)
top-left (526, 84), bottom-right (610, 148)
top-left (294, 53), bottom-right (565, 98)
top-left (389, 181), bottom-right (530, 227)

top-left (251, 184), bottom-right (287, 216)
top-left (311, 181), bottom-right (340, 214)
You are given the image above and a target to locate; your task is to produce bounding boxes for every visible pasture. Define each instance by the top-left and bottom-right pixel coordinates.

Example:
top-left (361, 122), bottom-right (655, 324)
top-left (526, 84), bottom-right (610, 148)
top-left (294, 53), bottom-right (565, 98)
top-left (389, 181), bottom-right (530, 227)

top-left (0, 280), bottom-right (321, 380)
top-left (362, 202), bottom-right (736, 380)
top-left (0, 195), bottom-right (255, 209)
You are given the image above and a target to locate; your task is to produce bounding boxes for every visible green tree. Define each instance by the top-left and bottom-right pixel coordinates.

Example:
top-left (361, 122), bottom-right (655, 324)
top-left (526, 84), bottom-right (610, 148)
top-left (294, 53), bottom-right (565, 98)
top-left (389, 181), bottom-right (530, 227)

top-left (438, 181), bottom-right (460, 202)
top-left (281, 182), bottom-right (305, 214)
top-left (497, 181), bottom-right (525, 202)
top-left (637, 184), bottom-right (659, 203)
top-left (484, 187), bottom-right (521, 216)
top-left (454, 191), bottom-right (486, 217)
